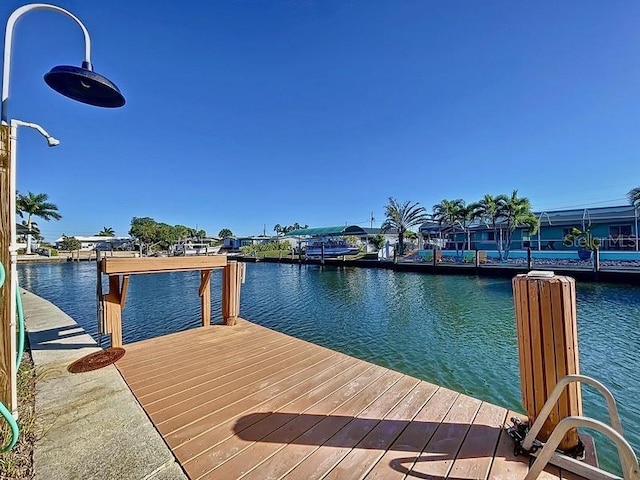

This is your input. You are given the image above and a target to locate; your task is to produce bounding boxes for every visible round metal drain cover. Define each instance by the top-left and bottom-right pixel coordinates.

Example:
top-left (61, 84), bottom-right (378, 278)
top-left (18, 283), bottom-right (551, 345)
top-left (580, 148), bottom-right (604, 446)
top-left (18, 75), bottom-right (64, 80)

top-left (67, 347), bottom-right (126, 373)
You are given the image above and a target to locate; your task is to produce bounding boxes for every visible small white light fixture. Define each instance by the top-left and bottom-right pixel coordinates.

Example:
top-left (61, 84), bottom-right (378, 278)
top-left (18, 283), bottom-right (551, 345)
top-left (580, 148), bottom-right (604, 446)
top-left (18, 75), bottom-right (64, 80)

top-left (11, 119), bottom-right (60, 147)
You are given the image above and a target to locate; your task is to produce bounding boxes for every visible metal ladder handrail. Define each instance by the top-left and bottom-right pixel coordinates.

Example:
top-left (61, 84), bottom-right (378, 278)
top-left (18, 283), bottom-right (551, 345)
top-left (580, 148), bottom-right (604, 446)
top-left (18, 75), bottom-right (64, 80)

top-left (522, 374), bottom-right (638, 480)
top-left (525, 416), bottom-right (639, 480)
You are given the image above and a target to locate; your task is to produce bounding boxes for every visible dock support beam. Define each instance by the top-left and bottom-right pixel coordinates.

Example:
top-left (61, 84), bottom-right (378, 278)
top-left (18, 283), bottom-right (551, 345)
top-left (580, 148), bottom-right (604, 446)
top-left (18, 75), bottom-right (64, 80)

top-left (0, 123), bottom-right (15, 413)
top-left (222, 261), bottom-right (243, 326)
top-left (512, 272), bottom-right (582, 451)
top-left (103, 275), bottom-right (123, 348)
top-left (199, 270), bottom-right (212, 327)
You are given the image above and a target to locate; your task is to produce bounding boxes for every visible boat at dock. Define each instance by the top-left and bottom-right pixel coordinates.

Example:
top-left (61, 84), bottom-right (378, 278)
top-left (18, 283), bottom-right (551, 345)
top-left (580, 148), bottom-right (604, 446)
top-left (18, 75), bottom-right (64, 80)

top-left (304, 238), bottom-right (360, 258)
top-left (172, 242), bottom-right (220, 256)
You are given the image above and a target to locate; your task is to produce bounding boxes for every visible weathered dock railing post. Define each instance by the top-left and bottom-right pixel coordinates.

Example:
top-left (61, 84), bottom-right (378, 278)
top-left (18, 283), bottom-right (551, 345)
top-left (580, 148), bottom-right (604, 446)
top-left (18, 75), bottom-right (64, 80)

top-left (512, 271), bottom-right (582, 452)
top-left (222, 260), bottom-right (244, 325)
top-left (0, 123), bottom-right (16, 413)
top-left (199, 270), bottom-right (212, 327)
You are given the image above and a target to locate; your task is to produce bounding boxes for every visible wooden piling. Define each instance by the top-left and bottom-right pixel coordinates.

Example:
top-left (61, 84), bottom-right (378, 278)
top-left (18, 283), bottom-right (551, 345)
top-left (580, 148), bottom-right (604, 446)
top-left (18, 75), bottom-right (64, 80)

top-left (199, 270), bottom-right (212, 327)
top-left (102, 275), bottom-right (123, 347)
top-left (0, 124), bottom-right (14, 411)
top-left (512, 273), bottom-right (582, 451)
top-left (222, 261), bottom-right (243, 326)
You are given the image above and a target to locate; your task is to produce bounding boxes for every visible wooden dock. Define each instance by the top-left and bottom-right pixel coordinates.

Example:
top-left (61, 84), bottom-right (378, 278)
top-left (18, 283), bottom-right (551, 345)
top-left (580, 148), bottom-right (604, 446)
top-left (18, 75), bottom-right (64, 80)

top-left (115, 320), bottom-right (587, 480)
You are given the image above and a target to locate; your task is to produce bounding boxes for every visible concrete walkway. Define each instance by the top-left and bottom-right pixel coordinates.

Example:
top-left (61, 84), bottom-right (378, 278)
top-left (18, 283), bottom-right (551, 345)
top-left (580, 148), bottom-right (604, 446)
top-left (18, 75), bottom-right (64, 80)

top-left (22, 290), bottom-right (187, 480)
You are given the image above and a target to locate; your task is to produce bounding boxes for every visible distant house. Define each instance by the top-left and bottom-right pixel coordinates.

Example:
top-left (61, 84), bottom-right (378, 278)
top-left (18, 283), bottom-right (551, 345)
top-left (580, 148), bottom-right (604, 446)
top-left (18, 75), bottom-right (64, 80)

top-left (220, 235), bottom-right (271, 252)
top-left (528, 205), bottom-right (638, 252)
top-left (419, 205), bottom-right (639, 252)
top-left (55, 235), bottom-right (132, 251)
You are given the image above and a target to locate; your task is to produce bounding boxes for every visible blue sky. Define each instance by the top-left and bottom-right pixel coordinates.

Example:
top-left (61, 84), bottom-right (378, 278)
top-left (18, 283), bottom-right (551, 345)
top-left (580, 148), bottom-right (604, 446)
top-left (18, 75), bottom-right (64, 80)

top-left (4, 1), bottom-right (640, 241)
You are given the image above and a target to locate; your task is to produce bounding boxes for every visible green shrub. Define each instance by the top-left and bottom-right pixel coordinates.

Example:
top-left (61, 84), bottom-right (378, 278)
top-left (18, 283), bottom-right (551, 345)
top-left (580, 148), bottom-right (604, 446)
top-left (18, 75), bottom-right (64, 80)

top-left (50, 249), bottom-right (59, 257)
top-left (240, 241), bottom-right (292, 254)
top-left (59, 236), bottom-right (81, 251)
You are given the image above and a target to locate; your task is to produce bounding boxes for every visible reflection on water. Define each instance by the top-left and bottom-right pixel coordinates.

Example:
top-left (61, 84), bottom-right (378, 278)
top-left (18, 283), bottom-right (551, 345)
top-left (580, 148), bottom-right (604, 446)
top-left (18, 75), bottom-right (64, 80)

top-left (18, 261), bottom-right (639, 471)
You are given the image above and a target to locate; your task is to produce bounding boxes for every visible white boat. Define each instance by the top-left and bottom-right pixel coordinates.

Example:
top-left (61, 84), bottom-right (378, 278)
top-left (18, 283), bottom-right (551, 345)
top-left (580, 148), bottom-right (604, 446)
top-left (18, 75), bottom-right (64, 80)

top-left (173, 242), bottom-right (220, 256)
top-left (305, 239), bottom-right (360, 258)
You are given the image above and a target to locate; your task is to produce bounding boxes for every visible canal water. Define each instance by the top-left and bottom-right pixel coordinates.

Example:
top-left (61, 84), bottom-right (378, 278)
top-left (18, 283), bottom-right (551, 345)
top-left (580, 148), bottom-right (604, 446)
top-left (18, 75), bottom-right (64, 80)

top-left (18, 261), bottom-right (639, 472)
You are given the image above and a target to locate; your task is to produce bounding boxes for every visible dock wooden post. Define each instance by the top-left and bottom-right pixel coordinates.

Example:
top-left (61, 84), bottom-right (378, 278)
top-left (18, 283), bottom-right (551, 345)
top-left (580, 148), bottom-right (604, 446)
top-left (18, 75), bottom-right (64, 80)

top-left (222, 261), bottom-right (242, 326)
top-left (199, 270), bottom-right (212, 327)
top-left (512, 273), bottom-right (582, 451)
top-left (104, 275), bottom-right (123, 348)
top-left (0, 123), bottom-right (15, 412)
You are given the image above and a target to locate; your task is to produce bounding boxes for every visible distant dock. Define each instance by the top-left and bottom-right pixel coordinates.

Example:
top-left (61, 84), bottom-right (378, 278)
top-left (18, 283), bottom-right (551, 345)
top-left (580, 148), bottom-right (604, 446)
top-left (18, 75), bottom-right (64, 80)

top-left (17, 250), bottom-right (138, 263)
top-left (240, 255), bottom-right (640, 284)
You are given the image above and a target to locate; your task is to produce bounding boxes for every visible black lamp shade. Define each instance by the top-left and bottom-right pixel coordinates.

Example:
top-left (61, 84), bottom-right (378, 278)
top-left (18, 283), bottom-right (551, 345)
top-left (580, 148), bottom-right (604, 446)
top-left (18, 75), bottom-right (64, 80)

top-left (44, 65), bottom-right (125, 108)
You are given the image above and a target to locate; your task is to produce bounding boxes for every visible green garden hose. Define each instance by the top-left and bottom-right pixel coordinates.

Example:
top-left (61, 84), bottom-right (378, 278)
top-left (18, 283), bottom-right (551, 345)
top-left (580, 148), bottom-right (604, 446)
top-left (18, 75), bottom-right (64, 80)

top-left (0, 261), bottom-right (20, 451)
top-left (0, 401), bottom-right (18, 452)
top-left (15, 280), bottom-right (24, 369)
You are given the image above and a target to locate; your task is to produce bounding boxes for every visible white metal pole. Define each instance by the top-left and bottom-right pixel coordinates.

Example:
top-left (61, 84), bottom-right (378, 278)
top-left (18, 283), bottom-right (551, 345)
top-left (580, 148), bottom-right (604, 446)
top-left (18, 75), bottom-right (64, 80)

top-left (8, 123), bottom-right (17, 417)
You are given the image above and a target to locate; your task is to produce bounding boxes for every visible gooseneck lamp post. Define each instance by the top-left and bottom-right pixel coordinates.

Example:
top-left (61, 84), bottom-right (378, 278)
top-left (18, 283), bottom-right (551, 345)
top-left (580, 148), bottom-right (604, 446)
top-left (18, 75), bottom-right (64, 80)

top-left (1, 3), bottom-right (125, 419)
top-left (2, 3), bottom-right (125, 122)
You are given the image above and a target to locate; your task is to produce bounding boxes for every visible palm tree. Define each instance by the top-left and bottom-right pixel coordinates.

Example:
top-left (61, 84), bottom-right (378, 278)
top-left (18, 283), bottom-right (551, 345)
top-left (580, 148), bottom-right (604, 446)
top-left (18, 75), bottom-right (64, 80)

top-left (432, 199), bottom-right (466, 255)
top-left (498, 190), bottom-right (539, 260)
top-left (469, 194), bottom-right (508, 257)
top-left (97, 227), bottom-right (115, 237)
top-left (16, 192), bottom-right (62, 254)
top-left (273, 224), bottom-right (283, 236)
top-left (218, 228), bottom-right (233, 238)
top-left (628, 187), bottom-right (640, 208)
top-left (381, 198), bottom-right (429, 256)
top-left (18, 220), bottom-right (40, 243)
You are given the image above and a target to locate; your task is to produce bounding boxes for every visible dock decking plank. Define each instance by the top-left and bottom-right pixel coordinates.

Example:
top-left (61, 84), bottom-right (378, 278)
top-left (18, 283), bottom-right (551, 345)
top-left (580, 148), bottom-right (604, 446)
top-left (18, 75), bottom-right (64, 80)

top-left (115, 320), bottom-right (589, 480)
top-left (117, 321), bottom-right (261, 368)
top-left (158, 345), bottom-right (334, 434)
top-left (169, 355), bottom-right (372, 452)
top-left (321, 380), bottom-right (441, 480)
top-left (171, 355), bottom-right (366, 462)
top-left (138, 335), bottom-right (299, 405)
top-left (404, 393), bottom-right (482, 478)
top-left (205, 368), bottom-right (402, 480)
top-left (447, 401), bottom-right (508, 479)
top-left (362, 386), bottom-right (459, 480)
top-left (119, 326), bottom-right (287, 384)
top-left (145, 339), bottom-right (315, 417)
top-left (282, 375), bottom-right (425, 480)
